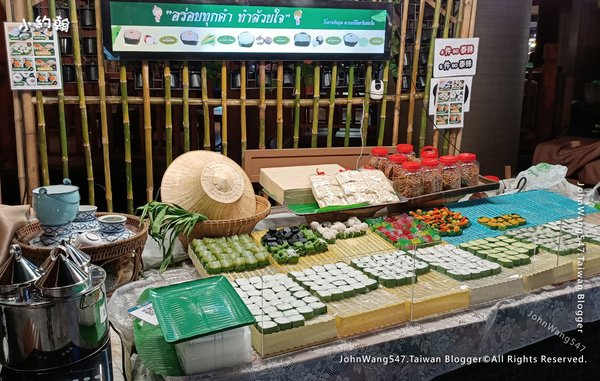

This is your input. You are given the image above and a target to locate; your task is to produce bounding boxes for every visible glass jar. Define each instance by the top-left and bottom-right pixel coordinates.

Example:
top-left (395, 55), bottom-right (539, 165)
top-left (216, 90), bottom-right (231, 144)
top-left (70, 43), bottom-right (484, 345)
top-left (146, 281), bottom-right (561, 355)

top-left (420, 145), bottom-right (438, 160)
top-left (383, 154), bottom-right (407, 179)
top-left (439, 155), bottom-right (461, 190)
top-left (396, 144), bottom-right (416, 161)
top-left (421, 158), bottom-right (442, 194)
top-left (367, 147), bottom-right (389, 171)
top-left (458, 153), bottom-right (480, 187)
top-left (392, 161), bottom-right (423, 198)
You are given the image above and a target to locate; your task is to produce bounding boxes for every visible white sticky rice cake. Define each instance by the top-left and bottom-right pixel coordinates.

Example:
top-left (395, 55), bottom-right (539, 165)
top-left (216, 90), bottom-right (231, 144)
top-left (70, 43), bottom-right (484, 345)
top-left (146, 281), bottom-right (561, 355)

top-left (124, 30), bottom-right (142, 45)
top-left (343, 33), bottom-right (359, 47)
top-left (238, 32), bottom-right (255, 47)
top-left (294, 32), bottom-right (311, 47)
top-left (180, 31), bottom-right (199, 45)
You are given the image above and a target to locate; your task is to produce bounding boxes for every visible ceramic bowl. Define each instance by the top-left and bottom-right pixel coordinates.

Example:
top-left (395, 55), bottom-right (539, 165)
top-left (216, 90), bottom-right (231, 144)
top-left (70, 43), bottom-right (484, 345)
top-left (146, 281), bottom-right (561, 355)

top-left (75, 205), bottom-right (97, 222)
top-left (97, 215), bottom-right (127, 234)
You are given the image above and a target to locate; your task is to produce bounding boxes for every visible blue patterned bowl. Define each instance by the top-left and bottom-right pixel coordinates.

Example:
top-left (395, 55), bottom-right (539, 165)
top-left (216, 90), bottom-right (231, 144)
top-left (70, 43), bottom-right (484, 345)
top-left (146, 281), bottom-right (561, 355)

top-left (75, 205), bottom-right (98, 222)
top-left (97, 215), bottom-right (127, 234)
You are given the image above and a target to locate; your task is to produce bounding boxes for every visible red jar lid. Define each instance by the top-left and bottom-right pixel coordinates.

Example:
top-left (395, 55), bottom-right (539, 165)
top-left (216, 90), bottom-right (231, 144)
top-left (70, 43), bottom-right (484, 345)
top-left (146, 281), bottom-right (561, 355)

top-left (421, 150), bottom-right (438, 159)
top-left (458, 153), bottom-right (476, 162)
top-left (402, 161), bottom-right (421, 171)
top-left (389, 154), bottom-right (408, 164)
top-left (484, 175), bottom-right (500, 182)
top-left (440, 155), bottom-right (458, 165)
top-left (397, 144), bottom-right (414, 154)
top-left (371, 147), bottom-right (389, 156)
top-left (421, 158), bottom-right (439, 167)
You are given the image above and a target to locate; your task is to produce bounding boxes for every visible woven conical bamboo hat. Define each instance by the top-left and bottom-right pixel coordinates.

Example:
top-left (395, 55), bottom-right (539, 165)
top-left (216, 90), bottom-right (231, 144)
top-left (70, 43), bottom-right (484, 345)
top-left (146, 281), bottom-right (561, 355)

top-left (161, 151), bottom-right (256, 220)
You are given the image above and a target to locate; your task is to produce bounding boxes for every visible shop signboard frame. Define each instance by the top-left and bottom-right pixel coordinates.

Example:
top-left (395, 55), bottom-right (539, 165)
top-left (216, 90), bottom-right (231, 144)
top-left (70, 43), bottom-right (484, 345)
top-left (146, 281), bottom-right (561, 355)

top-left (101, 0), bottom-right (393, 61)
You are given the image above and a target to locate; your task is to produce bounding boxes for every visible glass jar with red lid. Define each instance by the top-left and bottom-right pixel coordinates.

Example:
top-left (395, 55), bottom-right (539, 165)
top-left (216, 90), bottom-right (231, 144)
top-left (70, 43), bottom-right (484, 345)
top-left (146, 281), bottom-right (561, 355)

top-left (367, 147), bottom-right (389, 171)
top-left (396, 144), bottom-right (416, 161)
top-left (458, 153), bottom-right (480, 187)
top-left (439, 155), bottom-right (461, 190)
top-left (383, 154), bottom-right (407, 179)
top-left (391, 161), bottom-right (423, 198)
top-left (421, 158), bottom-right (442, 194)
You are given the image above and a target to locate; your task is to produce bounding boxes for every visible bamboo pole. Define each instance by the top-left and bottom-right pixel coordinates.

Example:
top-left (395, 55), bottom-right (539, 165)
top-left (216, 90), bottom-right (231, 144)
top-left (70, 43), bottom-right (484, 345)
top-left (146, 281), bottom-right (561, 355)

top-left (142, 61), bottom-right (154, 202)
top-left (95, 0), bottom-right (112, 211)
top-left (311, 65), bottom-right (320, 148)
top-left (435, 0), bottom-right (453, 153)
top-left (6, 0), bottom-right (27, 202)
top-left (182, 62), bottom-right (190, 152)
top-left (377, 60), bottom-right (390, 146)
top-left (327, 62), bottom-right (338, 148)
top-left (33, 94), bottom-right (415, 107)
top-left (453, 0), bottom-right (477, 155)
top-left (221, 61), bottom-right (228, 156)
top-left (26, 1), bottom-right (48, 187)
top-left (406, 0), bottom-right (426, 145)
top-left (418, 0), bottom-right (442, 151)
top-left (48, 0), bottom-right (69, 179)
top-left (344, 64), bottom-right (355, 147)
top-left (293, 63), bottom-right (301, 148)
top-left (241, 62), bottom-right (248, 164)
top-left (259, 61), bottom-right (266, 149)
top-left (120, 64), bottom-right (133, 214)
top-left (276, 62), bottom-right (284, 149)
top-left (164, 62), bottom-right (173, 165)
top-left (362, 63), bottom-right (372, 142)
top-left (444, 0), bottom-right (465, 155)
top-left (201, 64), bottom-right (210, 150)
top-left (70, 0), bottom-right (94, 204)
top-left (392, 0), bottom-right (410, 146)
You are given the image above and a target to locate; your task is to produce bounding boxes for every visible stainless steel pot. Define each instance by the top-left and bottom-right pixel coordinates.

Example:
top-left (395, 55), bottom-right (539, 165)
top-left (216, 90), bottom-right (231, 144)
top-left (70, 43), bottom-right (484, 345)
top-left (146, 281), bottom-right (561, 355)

top-left (0, 247), bottom-right (108, 372)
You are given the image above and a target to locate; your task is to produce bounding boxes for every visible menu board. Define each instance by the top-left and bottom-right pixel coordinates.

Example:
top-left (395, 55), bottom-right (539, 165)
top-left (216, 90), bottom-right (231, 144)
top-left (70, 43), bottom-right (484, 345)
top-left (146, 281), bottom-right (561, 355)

top-left (432, 78), bottom-right (466, 129)
top-left (102, 0), bottom-right (392, 60)
top-left (4, 22), bottom-right (63, 91)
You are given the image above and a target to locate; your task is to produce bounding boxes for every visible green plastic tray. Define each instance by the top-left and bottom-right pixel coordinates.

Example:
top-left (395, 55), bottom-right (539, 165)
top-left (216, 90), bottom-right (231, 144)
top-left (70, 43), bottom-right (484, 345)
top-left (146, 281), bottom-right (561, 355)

top-left (150, 276), bottom-right (255, 343)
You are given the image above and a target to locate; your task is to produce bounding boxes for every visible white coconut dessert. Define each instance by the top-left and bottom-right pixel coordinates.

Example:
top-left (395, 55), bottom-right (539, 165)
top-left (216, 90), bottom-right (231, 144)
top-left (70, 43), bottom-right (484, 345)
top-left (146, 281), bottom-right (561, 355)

top-left (180, 31), bottom-right (199, 46)
top-left (294, 32), bottom-right (311, 47)
top-left (123, 30), bottom-right (142, 45)
top-left (238, 32), bottom-right (255, 47)
top-left (343, 33), bottom-right (359, 47)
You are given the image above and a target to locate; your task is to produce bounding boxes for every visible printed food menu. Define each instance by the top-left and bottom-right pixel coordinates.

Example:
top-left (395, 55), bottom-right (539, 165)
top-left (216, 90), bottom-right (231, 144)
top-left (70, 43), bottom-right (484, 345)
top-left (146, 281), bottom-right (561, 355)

top-left (4, 22), bottom-right (63, 90)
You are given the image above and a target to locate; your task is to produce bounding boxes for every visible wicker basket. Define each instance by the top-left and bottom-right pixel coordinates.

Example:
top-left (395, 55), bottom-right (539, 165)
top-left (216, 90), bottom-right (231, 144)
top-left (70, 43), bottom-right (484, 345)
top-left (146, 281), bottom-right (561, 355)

top-left (13, 213), bottom-right (148, 294)
top-left (179, 195), bottom-right (271, 248)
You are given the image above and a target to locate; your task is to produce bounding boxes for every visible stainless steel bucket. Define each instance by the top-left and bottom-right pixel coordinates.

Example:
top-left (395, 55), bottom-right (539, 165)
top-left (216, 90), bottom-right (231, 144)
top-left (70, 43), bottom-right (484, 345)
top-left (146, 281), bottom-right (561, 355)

top-left (0, 247), bottom-right (108, 372)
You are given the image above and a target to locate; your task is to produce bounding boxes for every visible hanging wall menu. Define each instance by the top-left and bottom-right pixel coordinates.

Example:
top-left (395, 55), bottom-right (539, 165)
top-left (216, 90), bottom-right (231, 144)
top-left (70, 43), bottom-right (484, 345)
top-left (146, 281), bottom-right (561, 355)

top-left (102, 0), bottom-right (393, 60)
top-left (4, 22), bottom-right (63, 91)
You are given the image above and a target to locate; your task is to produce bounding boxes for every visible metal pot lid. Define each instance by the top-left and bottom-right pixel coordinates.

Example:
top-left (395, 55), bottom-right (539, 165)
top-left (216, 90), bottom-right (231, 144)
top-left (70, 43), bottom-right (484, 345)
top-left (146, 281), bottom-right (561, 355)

top-left (34, 246), bottom-right (90, 299)
top-left (0, 245), bottom-right (42, 297)
top-left (60, 240), bottom-right (91, 274)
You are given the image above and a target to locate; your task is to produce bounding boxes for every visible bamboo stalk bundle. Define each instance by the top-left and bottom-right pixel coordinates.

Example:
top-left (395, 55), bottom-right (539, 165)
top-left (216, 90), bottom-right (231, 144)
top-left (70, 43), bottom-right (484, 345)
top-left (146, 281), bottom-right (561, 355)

top-left (293, 63), bottom-right (301, 148)
top-left (221, 61), bottom-right (228, 156)
top-left (12, 92), bottom-right (27, 202)
top-left (241, 62), bottom-right (248, 164)
top-left (327, 62), bottom-right (338, 148)
top-left (362, 63), bottom-right (372, 142)
top-left (445, 0), bottom-right (466, 155)
top-left (276, 62), bottom-right (284, 149)
top-left (120, 64), bottom-right (134, 214)
top-left (418, 0), bottom-right (442, 151)
top-left (182, 62), bottom-right (190, 152)
top-left (95, 0), bottom-right (112, 211)
top-left (406, 0), bottom-right (426, 145)
top-left (437, 0), bottom-right (453, 154)
top-left (69, 0), bottom-right (94, 204)
top-left (49, 0), bottom-right (69, 178)
top-left (392, 0), bottom-right (410, 145)
top-left (344, 64), bottom-right (355, 147)
top-left (201, 64), bottom-right (210, 150)
top-left (377, 60), bottom-right (390, 146)
top-left (259, 61), bottom-right (266, 149)
top-left (164, 62), bottom-right (173, 165)
top-left (311, 64), bottom-right (320, 148)
top-left (142, 61), bottom-right (154, 202)
top-left (27, 2), bottom-right (49, 186)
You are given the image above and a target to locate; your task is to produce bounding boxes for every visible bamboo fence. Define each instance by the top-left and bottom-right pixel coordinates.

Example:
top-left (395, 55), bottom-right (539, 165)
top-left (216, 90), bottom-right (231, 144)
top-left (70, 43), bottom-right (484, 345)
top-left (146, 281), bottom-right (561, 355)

top-left (7, 0), bottom-right (477, 211)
